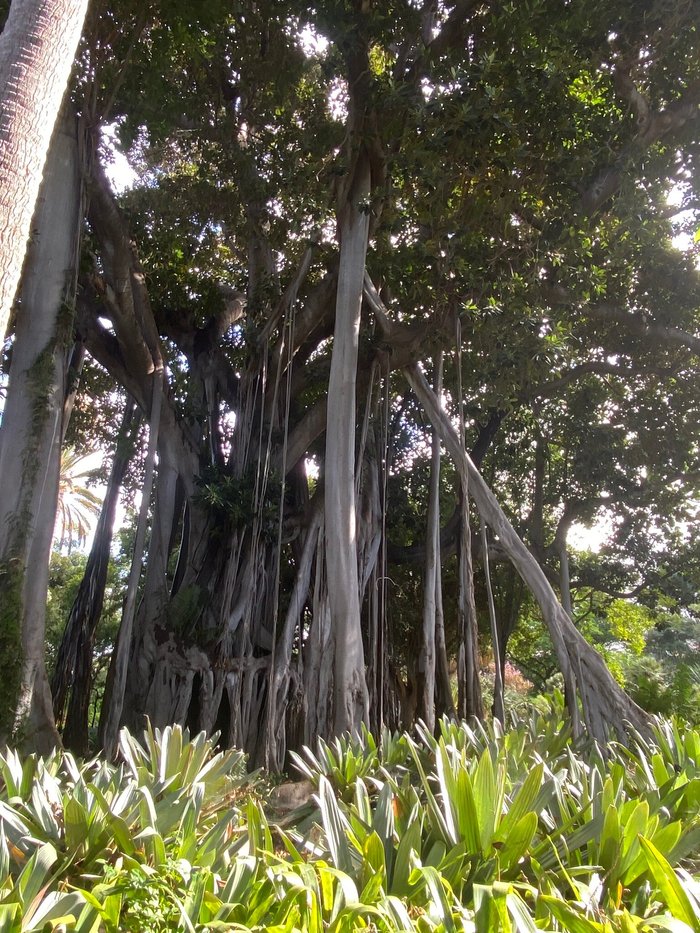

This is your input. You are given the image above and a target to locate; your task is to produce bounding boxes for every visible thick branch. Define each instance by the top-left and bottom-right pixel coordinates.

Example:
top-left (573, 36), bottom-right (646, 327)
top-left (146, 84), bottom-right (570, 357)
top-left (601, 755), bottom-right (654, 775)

top-left (613, 65), bottom-right (651, 134)
top-left (77, 290), bottom-right (202, 463)
top-left (542, 285), bottom-right (700, 358)
top-left (76, 291), bottom-right (149, 409)
top-left (529, 360), bottom-right (664, 399)
top-left (87, 160), bottom-right (162, 373)
top-left (426, 0), bottom-right (485, 58)
top-left (582, 79), bottom-right (700, 215)
top-left (587, 303), bottom-right (700, 357)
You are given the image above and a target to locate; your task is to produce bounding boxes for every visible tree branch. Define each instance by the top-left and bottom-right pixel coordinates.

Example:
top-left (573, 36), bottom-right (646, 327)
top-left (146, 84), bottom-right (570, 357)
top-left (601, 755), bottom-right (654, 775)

top-left (613, 64), bottom-right (651, 134)
top-left (427, 0), bottom-right (486, 57)
top-left (587, 303), bottom-right (700, 356)
top-left (541, 285), bottom-right (700, 358)
top-left (582, 78), bottom-right (700, 216)
top-left (87, 160), bottom-right (162, 374)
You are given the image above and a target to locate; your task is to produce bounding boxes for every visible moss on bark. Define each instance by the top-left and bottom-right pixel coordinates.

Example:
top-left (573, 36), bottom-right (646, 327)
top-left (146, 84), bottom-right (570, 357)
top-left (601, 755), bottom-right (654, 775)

top-left (0, 559), bottom-right (24, 741)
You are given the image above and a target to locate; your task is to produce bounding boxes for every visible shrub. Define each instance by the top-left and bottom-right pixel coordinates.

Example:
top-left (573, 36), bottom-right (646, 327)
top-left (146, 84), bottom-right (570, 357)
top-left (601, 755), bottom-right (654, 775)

top-left (1, 708), bottom-right (700, 930)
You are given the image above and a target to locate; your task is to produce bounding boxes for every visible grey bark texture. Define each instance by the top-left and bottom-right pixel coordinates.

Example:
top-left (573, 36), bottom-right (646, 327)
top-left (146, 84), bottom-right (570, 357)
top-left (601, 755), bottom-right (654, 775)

top-left (405, 362), bottom-right (651, 744)
top-left (0, 113), bottom-right (83, 752)
top-left (99, 371), bottom-right (163, 757)
top-left (417, 355), bottom-right (443, 731)
top-left (52, 399), bottom-right (139, 755)
top-left (324, 155), bottom-right (371, 735)
top-left (0, 0), bottom-right (89, 335)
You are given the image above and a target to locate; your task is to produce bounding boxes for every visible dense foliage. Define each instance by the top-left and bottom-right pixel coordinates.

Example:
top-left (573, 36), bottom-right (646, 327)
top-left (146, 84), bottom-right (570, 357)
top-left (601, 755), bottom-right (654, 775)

top-left (1, 0), bottom-right (700, 761)
top-left (2, 706), bottom-right (700, 930)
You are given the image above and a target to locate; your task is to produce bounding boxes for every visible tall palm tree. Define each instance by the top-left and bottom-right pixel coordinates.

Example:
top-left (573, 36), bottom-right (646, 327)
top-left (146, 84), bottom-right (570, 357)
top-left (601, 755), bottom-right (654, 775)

top-left (54, 448), bottom-right (102, 553)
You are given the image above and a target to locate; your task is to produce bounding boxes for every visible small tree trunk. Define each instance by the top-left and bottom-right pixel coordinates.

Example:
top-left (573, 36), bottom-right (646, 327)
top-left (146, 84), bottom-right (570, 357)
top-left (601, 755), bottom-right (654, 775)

top-left (482, 523), bottom-right (504, 724)
top-left (265, 503), bottom-right (322, 771)
top-left (496, 569), bottom-right (525, 682)
top-left (456, 486), bottom-right (484, 721)
top-left (417, 355), bottom-right (443, 731)
top-left (434, 555), bottom-right (455, 718)
top-left (530, 436), bottom-right (546, 558)
top-left (99, 371), bottom-right (163, 756)
top-left (52, 399), bottom-right (138, 755)
top-left (121, 435), bottom-right (181, 733)
top-left (0, 0), bottom-right (89, 335)
top-left (558, 540), bottom-right (574, 618)
top-left (305, 528), bottom-right (333, 743)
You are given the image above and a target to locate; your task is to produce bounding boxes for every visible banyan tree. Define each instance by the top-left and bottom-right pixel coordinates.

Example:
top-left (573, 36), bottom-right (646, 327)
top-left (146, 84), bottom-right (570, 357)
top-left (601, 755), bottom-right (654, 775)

top-left (3, 0), bottom-right (700, 758)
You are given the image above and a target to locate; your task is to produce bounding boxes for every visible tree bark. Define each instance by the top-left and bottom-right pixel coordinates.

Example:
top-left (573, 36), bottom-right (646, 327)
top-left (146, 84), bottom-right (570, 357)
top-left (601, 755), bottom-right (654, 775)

top-left (456, 484), bottom-right (484, 721)
top-left (0, 0), bottom-right (89, 336)
top-left (482, 523), bottom-right (504, 724)
top-left (0, 112), bottom-right (83, 752)
top-left (558, 539), bottom-right (574, 619)
top-left (417, 355), bottom-right (443, 731)
top-left (121, 429), bottom-right (181, 733)
top-left (453, 317), bottom-right (483, 723)
top-left (324, 153), bottom-right (371, 735)
top-left (98, 371), bottom-right (163, 757)
top-left (434, 554), bottom-right (454, 718)
top-left (52, 399), bottom-right (139, 755)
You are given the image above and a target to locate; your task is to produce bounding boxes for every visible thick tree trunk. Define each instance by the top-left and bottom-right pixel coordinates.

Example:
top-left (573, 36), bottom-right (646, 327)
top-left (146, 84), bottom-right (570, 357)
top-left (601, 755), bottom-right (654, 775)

top-left (324, 154), bottom-right (371, 735)
top-left (52, 399), bottom-right (138, 755)
top-left (0, 113), bottom-right (82, 752)
top-left (0, 0), bottom-right (89, 335)
top-left (406, 363), bottom-right (651, 743)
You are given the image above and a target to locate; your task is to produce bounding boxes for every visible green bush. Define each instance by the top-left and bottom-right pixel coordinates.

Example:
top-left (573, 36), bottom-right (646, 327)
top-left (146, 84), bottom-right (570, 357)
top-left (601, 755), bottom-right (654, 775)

top-left (0, 709), bottom-right (700, 930)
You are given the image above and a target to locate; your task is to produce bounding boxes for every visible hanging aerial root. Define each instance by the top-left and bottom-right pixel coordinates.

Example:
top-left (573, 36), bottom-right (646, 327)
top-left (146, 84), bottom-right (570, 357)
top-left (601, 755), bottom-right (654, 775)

top-left (405, 363), bottom-right (652, 745)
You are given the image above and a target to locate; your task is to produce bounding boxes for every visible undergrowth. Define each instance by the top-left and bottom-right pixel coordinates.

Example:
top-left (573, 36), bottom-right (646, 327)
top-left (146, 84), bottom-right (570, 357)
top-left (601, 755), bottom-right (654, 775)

top-left (0, 696), bottom-right (699, 930)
